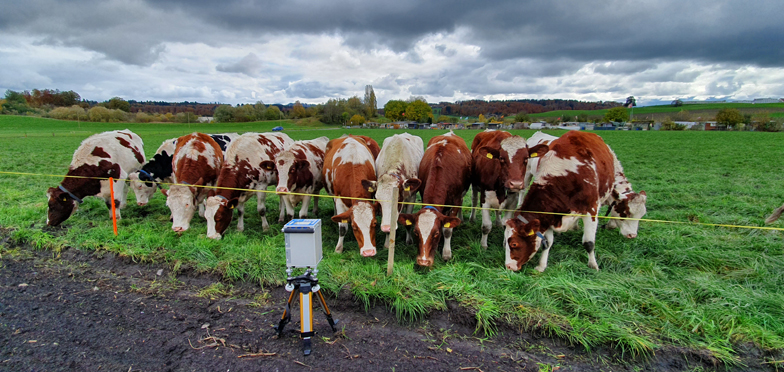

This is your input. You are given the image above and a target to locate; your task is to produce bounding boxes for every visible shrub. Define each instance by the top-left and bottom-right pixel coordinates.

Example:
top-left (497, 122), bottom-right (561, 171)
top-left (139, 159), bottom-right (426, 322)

top-left (349, 114), bottom-right (366, 126)
top-left (88, 106), bottom-right (112, 122)
top-left (135, 112), bottom-right (153, 123)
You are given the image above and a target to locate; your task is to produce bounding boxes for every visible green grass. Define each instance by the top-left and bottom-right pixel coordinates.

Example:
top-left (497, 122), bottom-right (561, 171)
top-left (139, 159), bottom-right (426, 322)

top-left (2, 116), bottom-right (784, 363)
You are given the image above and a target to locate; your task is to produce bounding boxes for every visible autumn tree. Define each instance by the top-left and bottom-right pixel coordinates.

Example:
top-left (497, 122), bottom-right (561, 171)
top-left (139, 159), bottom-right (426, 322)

top-left (478, 114), bottom-right (487, 123)
top-left (405, 99), bottom-right (433, 123)
top-left (290, 101), bottom-right (308, 119)
top-left (214, 105), bottom-right (235, 123)
top-left (715, 108), bottom-right (743, 129)
top-left (384, 100), bottom-right (408, 121)
top-left (321, 98), bottom-right (345, 125)
top-left (604, 107), bottom-right (629, 123)
top-left (349, 114), bottom-right (366, 126)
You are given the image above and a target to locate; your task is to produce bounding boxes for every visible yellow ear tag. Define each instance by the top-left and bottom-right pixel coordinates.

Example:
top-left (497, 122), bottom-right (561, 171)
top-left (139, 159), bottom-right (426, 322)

top-left (404, 186), bottom-right (410, 192)
top-left (267, 165), bottom-right (274, 170)
top-left (368, 188), bottom-right (374, 192)
top-left (530, 153), bottom-right (538, 158)
top-left (528, 230), bottom-right (535, 236)
top-left (342, 219), bottom-right (348, 224)
top-left (230, 205), bottom-right (235, 209)
top-left (62, 197), bottom-right (67, 202)
top-left (486, 153), bottom-right (493, 159)
top-left (405, 220), bottom-right (412, 226)
top-left (444, 222), bottom-right (451, 228)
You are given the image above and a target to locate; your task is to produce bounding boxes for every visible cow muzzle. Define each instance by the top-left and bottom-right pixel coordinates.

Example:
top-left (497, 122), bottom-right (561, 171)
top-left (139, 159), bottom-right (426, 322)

top-left (380, 224), bottom-right (391, 233)
top-left (506, 180), bottom-right (525, 191)
top-left (360, 247), bottom-right (376, 257)
top-left (416, 257), bottom-right (435, 267)
top-left (137, 202), bottom-right (147, 206)
top-left (276, 186), bottom-right (288, 194)
top-left (506, 262), bottom-right (521, 271)
top-left (625, 233), bottom-right (637, 239)
top-left (173, 226), bottom-right (187, 233)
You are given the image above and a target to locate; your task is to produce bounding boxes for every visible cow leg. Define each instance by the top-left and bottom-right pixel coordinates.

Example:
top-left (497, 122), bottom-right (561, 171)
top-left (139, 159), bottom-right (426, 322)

top-left (480, 206), bottom-right (492, 249)
top-left (442, 226), bottom-right (453, 261)
top-left (114, 176), bottom-right (129, 209)
top-left (281, 195), bottom-right (295, 221)
top-left (582, 214), bottom-right (600, 270)
top-left (502, 192), bottom-right (518, 223)
top-left (299, 195), bottom-right (312, 219)
top-left (312, 195), bottom-right (320, 216)
top-left (469, 189), bottom-right (479, 222)
top-left (277, 197), bottom-right (286, 225)
top-left (237, 200), bottom-right (246, 232)
top-left (105, 198), bottom-right (122, 220)
top-left (255, 191), bottom-right (270, 232)
top-left (534, 230), bottom-right (554, 272)
top-left (334, 202), bottom-right (348, 253)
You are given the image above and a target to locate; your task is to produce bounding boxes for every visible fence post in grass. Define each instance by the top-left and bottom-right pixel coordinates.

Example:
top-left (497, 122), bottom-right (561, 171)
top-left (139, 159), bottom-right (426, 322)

top-left (387, 186), bottom-right (399, 276)
top-left (109, 177), bottom-right (118, 236)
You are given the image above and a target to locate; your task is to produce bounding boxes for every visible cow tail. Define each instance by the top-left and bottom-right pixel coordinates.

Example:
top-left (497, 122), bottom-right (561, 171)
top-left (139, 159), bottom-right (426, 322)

top-left (765, 203), bottom-right (784, 224)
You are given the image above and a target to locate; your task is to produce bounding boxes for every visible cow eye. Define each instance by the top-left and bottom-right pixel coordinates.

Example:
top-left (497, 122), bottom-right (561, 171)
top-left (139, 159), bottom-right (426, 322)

top-left (510, 242), bottom-right (519, 248)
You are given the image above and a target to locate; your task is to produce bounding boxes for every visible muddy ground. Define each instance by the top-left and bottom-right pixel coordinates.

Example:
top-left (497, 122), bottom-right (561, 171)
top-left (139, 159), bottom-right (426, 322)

top-left (0, 236), bottom-right (778, 371)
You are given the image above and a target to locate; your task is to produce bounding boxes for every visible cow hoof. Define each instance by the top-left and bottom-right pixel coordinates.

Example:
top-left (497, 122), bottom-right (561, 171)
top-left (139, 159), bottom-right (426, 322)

top-left (335, 246), bottom-right (343, 254)
top-left (588, 263), bottom-right (599, 271)
top-left (442, 253), bottom-right (452, 261)
top-left (534, 265), bottom-right (546, 273)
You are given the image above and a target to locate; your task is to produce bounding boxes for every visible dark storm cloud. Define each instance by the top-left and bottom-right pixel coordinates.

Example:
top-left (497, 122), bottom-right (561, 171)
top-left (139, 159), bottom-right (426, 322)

top-left (2, 0), bottom-right (781, 67)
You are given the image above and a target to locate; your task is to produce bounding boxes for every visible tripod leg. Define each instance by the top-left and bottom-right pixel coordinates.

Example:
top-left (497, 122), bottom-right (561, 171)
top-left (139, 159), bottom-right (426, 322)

top-left (300, 287), bottom-right (314, 356)
top-left (275, 290), bottom-right (296, 337)
top-left (316, 289), bottom-right (338, 332)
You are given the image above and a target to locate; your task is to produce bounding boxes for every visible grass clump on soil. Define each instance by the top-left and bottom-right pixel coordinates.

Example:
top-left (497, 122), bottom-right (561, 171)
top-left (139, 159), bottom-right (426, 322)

top-left (2, 116), bottom-right (784, 363)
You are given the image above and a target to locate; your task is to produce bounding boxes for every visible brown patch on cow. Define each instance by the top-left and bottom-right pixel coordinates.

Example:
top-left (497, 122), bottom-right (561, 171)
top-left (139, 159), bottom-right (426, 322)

top-left (115, 137), bottom-right (144, 164)
top-left (419, 134), bottom-right (472, 212)
top-left (91, 147), bottom-right (111, 158)
top-left (119, 131), bottom-right (134, 139)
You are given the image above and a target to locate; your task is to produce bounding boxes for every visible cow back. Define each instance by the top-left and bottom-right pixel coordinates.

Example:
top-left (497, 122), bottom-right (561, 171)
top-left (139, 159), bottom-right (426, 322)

top-left (323, 136), bottom-right (377, 206)
top-left (419, 132), bottom-right (472, 206)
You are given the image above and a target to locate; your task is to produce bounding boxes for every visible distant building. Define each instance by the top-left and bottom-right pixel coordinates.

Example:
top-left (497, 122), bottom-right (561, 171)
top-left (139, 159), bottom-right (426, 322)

top-left (198, 116), bottom-right (213, 123)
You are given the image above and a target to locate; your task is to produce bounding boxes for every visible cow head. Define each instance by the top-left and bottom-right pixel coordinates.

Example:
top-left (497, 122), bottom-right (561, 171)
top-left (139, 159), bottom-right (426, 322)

top-left (46, 187), bottom-right (78, 226)
top-left (364, 176), bottom-right (421, 233)
top-left (498, 137), bottom-right (550, 192)
top-left (503, 217), bottom-right (543, 271)
top-left (606, 190), bottom-right (647, 238)
top-left (204, 194), bottom-right (238, 239)
top-left (331, 202), bottom-right (379, 257)
top-left (266, 155), bottom-right (312, 194)
top-left (166, 178), bottom-right (203, 232)
top-left (129, 171), bottom-right (157, 206)
top-left (398, 207), bottom-right (461, 267)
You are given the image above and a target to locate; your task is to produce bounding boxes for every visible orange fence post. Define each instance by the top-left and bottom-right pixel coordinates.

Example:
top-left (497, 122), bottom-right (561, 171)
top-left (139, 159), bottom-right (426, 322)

top-left (109, 177), bottom-right (118, 236)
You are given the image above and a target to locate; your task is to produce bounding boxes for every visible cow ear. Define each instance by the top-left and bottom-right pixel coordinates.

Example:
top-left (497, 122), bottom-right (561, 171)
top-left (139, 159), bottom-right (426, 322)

top-left (160, 188), bottom-right (169, 197)
top-left (47, 187), bottom-right (58, 199)
top-left (527, 144), bottom-right (549, 159)
top-left (403, 178), bottom-right (421, 194)
top-left (639, 190), bottom-right (647, 199)
top-left (505, 216), bottom-right (526, 230)
top-left (398, 213), bottom-right (415, 227)
top-left (295, 160), bottom-right (311, 170)
top-left (194, 177), bottom-right (204, 186)
top-left (361, 179), bottom-right (377, 193)
top-left (482, 148), bottom-right (500, 160)
top-left (260, 160), bottom-right (276, 171)
top-left (228, 198), bottom-right (239, 210)
top-left (441, 216), bottom-right (461, 229)
top-left (331, 210), bottom-right (352, 224)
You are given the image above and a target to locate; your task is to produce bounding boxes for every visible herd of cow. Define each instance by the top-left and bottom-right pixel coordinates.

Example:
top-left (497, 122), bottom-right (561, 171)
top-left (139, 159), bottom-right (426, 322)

top-left (45, 129), bottom-right (648, 272)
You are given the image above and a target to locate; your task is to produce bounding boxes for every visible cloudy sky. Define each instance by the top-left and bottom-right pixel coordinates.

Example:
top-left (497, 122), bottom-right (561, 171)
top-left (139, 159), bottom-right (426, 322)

top-left (1, 0), bottom-right (783, 107)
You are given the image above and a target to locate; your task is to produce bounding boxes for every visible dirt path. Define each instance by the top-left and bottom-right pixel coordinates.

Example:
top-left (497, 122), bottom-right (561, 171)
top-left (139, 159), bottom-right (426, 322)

top-left (0, 242), bottom-right (774, 371)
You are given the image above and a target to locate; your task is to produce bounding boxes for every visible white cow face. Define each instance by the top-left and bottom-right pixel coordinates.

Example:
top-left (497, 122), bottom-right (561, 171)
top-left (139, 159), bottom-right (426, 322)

top-left (331, 202), bottom-right (379, 257)
top-left (129, 172), bottom-right (157, 206)
top-left (166, 185), bottom-right (198, 232)
top-left (608, 191), bottom-right (647, 238)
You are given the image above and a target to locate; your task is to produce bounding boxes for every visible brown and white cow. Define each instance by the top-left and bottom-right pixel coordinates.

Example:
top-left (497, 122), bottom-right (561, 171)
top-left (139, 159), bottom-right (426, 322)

top-left (469, 130), bottom-right (549, 248)
top-left (398, 131), bottom-right (472, 266)
top-left (204, 132), bottom-right (293, 239)
top-left (503, 131), bottom-right (647, 272)
top-left (260, 136), bottom-right (328, 222)
top-left (47, 130), bottom-right (145, 226)
top-left (164, 133), bottom-right (223, 233)
top-left (323, 135), bottom-right (380, 257)
top-left (524, 131), bottom-right (559, 187)
top-left (129, 133), bottom-right (239, 206)
top-left (362, 133), bottom-right (424, 247)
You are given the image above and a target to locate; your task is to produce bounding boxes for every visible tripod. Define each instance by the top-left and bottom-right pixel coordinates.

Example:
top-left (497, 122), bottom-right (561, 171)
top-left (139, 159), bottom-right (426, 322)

top-left (274, 268), bottom-right (338, 356)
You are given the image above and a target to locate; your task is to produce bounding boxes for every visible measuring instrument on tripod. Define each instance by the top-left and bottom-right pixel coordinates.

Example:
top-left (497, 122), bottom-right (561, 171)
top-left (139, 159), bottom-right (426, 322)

top-left (274, 219), bottom-right (338, 356)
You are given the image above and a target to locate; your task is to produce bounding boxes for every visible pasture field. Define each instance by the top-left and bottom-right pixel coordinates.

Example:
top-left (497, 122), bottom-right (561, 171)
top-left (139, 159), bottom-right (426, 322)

top-left (2, 116), bottom-right (784, 364)
top-left (530, 102), bottom-right (784, 120)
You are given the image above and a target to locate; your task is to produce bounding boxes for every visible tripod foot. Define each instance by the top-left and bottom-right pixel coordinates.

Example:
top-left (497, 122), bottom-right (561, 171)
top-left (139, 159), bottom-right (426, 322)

top-left (303, 337), bottom-right (312, 356)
